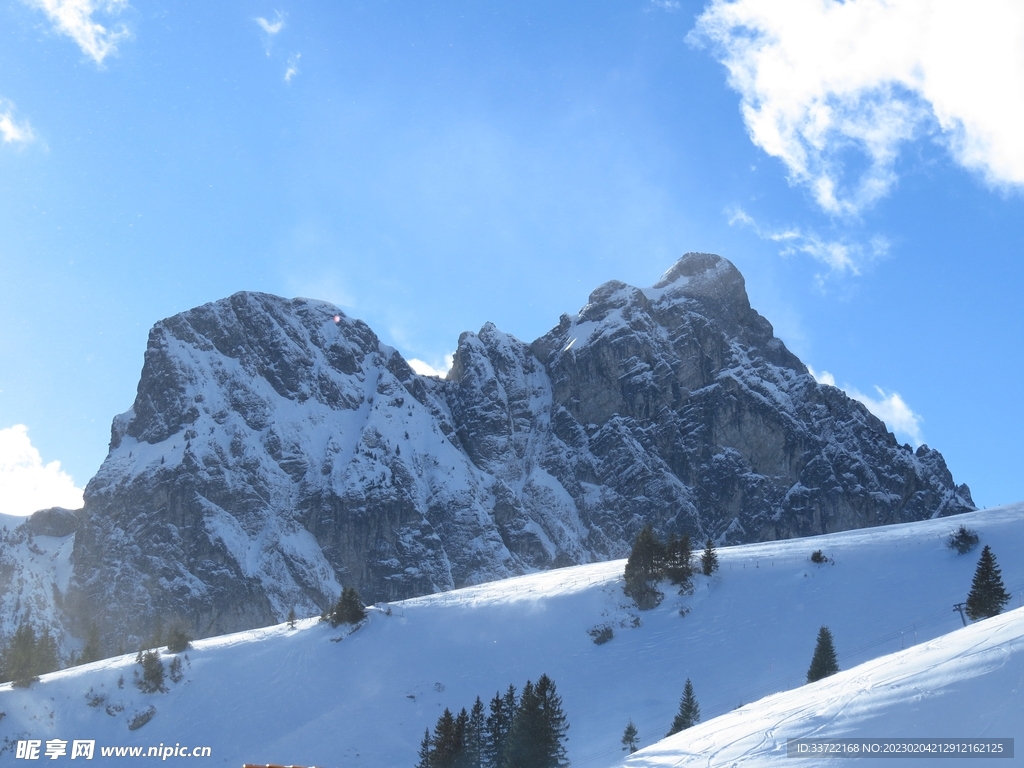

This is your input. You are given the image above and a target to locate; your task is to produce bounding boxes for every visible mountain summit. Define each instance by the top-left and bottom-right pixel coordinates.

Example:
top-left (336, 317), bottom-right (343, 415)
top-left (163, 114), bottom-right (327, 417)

top-left (60, 253), bottom-right (973, 648)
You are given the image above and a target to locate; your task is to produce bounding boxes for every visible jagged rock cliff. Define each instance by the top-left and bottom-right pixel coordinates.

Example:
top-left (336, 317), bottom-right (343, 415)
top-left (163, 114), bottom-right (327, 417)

top-left (59, 253), bottom-right (973, 648)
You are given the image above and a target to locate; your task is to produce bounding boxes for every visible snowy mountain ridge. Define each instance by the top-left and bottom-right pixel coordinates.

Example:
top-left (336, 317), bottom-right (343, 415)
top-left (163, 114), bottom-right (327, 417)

top-left (1, 503), bottom-right (1020, 767)
top-left (3, 252), bottom-right (974, 651)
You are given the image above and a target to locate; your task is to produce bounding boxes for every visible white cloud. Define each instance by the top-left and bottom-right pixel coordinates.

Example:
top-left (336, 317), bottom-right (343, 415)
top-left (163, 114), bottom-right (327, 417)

top-left (408, 354), bottom-right (454, 379)
top-left (693, 0), bottom-right (1024, 214)
top-left (255, 11), bottom-right (285, 55)
top-left (0, 425), bottom-right (84, 517)
top-left (650, 0), bottom-right (681, 10)
top-left (728, 206), bottom-right (887, 280)
top-left (255, 15), bottom-right (284, 36)
top-left (809, 367), bottom-right (923, 446)
top-left (0, 100), bottom-right (35, 145)
top-left (284, 53), bottom-right (301, 83)
top-left (26, 0), bottom-right (131, 65)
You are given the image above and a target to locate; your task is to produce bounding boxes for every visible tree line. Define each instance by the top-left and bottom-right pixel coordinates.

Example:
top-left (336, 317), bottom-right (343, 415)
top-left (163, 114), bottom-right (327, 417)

top-left (416, 674), bottom-right (569, 768)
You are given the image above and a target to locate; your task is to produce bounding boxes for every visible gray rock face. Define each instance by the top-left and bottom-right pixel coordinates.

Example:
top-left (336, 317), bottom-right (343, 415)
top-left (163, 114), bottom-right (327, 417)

top-left (62, 254), bottom-right (974, 649)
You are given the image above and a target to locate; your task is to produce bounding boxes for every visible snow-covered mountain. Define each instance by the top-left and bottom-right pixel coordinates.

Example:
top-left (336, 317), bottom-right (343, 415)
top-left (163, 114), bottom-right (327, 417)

top-left (6, 252), bottom-right (974, 651)
top-left (1, 504), bottom-right (1020, 767)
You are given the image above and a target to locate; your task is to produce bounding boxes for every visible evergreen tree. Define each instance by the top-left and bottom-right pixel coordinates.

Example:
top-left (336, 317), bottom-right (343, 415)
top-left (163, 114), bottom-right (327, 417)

top-left (166, 624), bottom-right (192, 653)
top-left (966, 545), bottom-right (1012, 620)
top-left (330, 586), bottom-right (367, 627)
top-left (168, 655), bottom-right (184, 683)
top-left (136, 649), bottom-right (168, 693)
top-left (624, 525), bottom-right (666, 609)
top-left (1, 622), bottom-right (39, 687)
top-left (34, 627), bottom-right (59, 676)
top-left (700, 538), bottom-right (718, 576)
top-left (667, 678), bottom-right (700, 736)
top-left (621, 720), bottom-right (639, 753)
top-left (287, 607), bottom-right (297, 629)
top-left (464, 697), bottom-right (486, 768)
top-left (416, 728), bottom-right (432, 768)
top-left (431, 708), bottom-right (459, 768)
top-left (503, 680), bottom-right (541, 768)
top-left (806, 626), bottom-right (839, 683)
top-left (80, 624), bottom-right (102, 665)
top-left (665, 533), bottom-right (693, 591)
top-left (485, 686), bottom-right (517, 768)
top-left (534, 674), bottom-right (569, 768)
top-left (451, 708), bottom-right (470, 768)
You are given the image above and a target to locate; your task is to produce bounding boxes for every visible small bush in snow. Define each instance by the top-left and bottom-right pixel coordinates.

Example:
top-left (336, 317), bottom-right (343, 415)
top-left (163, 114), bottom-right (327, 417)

top-left (128, 706), bottom-right (156, 731)
top-left (810, 550), bottom-right (827, 564)
top-left (948, 525), bottom-right (980, 555)
top-left (168, 656), bottom-right (184, 683)
top-left (166, 626), bottom-right (192, 654)
top-left (588, 626), bottom-right (614, 645)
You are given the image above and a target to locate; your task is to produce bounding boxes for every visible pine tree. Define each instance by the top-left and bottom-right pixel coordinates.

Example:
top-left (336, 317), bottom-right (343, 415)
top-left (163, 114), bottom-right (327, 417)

top-left (624, 525), bottom-right (666, 609)
top-left (80, 624), bottom-right (102, 664)
top-left (330, 586), bottom-right (367, 626)
top-left (166, 624), bottom-right (192, 653)
top-left (416, 728), bottom-right (432, 768)
top-left (136, 649), bottom-right (168, 693)
top-left (464, 697), bottom-right (486, 768)
top-left (1, 622), bottom-right (39, 687)
top-left (34, 627), bottom-right (59, 676)
top-left (965, 545), bottom-right (1012, 620)
top-left (451, 708), bottom-right (470, 768)
top-left (806, 626), bottom-right (839, 683)
top-left (503, 680), bottom-right (541, 768)
top-left (431, 708), bottom-right (459, 768)
top-left (534, 674), bottom-right (569, 768)
top-left (667, 678), bottom-right (700, 736)
top-left (700, 538), bottom-right (718, 576)
top-left (486, 686), bottom-right (517, 768)
top-left (287, 607), bottom-right (297, 629)
top-left (665, 533), bottom-right (693, 592)
top-left (621, 720), bottom-right (639, 753)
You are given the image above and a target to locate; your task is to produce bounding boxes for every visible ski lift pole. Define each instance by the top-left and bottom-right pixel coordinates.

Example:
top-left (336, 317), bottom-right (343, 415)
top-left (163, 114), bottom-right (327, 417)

top-left (953, 602), bottom-right (967, 627)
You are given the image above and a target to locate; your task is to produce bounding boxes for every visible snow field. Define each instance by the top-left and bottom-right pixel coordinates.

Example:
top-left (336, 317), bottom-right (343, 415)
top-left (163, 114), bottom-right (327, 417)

top-left (1, 504), bottom-right (1022, 767)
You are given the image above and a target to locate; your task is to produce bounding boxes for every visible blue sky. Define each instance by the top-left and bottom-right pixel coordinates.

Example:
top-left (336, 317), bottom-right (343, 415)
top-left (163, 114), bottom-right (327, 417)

top-left (1, 0), bottom-right (1022, 515)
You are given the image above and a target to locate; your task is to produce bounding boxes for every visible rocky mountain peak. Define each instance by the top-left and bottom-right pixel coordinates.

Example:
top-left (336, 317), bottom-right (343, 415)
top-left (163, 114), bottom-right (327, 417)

top-left (47, 255), bottom-right (974, 652)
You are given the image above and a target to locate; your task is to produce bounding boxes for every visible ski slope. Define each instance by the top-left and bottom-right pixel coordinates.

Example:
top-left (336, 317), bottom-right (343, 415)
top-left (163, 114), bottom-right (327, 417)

top-left (2, 504), bottom-right (1022, 767)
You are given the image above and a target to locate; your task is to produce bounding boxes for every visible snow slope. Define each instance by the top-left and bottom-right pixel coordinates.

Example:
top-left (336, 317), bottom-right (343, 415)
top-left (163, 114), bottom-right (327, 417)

top-left (2, 504), bottom-right (1022, 767)
top-left (623, 606), bottom-right (1024, 767)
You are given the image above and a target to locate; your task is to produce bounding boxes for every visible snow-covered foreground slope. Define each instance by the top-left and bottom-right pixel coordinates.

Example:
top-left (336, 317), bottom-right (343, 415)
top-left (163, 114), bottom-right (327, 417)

top-left (623, 605), bottom-right (1024, 767)
top-left (2, 504), bottom-right (1022, 767)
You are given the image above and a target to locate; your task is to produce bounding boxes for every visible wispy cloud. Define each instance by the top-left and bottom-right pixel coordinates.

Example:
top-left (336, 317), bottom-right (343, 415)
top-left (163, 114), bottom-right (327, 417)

top-left (255, 10), bottom-right (285, 55)
top-left (692, 0), bottom-right (1024, 215)
top-left (407, 354), bottom-right (454, 379)
top-left (650, 0), bottom-right (681, 10)
top-left (26, 0), bottom-right (131, 65)
top-left (809, 367), bottom-right (924, 446)
top-left (0, 99), bottom-right (35, 145)
top-left (0, 424), bottom-right (84, 516)
top-left (284, 53), bottom-right (301, 83)
top-left (728, 206), bottom-right (887, 282)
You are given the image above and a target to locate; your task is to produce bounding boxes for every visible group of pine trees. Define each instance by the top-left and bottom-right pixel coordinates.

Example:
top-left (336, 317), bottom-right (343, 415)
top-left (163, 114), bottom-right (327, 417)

top-left (416, 674), bottom-right (568, 768)
top-left (623, 526), bottom-right (718, 609)
top-left (0, 621), bottom-right (59, 687)
top-left (619, 676), bottom-right (701, 755)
